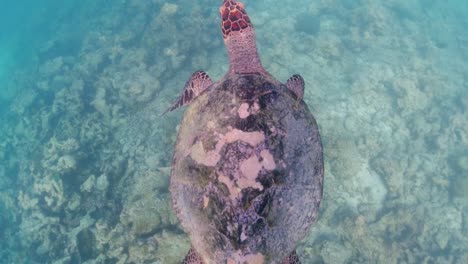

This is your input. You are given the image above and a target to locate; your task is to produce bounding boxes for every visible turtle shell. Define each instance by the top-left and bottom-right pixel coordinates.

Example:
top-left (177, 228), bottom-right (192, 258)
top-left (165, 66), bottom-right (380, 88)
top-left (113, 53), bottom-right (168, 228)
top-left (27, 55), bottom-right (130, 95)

top-left (171, 73), bottom-right (323, 263)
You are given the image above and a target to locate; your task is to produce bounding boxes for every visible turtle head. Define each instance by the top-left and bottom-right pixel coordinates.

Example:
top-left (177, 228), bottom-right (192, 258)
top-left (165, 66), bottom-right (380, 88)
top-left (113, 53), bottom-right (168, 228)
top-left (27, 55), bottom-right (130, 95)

top-left (219, 0), bottom-right (265, 74)
top-left (219, 0), bottom-right (252, 39)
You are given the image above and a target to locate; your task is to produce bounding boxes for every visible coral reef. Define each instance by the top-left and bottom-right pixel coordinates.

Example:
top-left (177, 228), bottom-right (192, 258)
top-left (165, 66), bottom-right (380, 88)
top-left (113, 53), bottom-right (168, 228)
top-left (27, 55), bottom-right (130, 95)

top-left (1, 0), bottom-right (467, 263)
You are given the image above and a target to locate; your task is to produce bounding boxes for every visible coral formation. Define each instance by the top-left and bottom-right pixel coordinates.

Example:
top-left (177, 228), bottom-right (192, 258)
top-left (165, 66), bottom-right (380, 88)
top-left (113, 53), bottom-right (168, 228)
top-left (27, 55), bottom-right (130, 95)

top-left (0, 0), bottom-right (467, 263)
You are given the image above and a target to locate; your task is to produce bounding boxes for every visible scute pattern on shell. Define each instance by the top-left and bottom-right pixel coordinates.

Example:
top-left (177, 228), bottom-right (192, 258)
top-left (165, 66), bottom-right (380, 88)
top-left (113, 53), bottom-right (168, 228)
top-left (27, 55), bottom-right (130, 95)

top-left (171, 74), bottom-right (323, 263)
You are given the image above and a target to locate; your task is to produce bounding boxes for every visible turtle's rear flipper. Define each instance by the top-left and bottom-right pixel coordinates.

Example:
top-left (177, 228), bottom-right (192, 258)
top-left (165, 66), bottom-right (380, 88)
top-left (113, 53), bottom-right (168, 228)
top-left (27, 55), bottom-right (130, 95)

top-left (164, 70), bottom-right (213, 114)
top-left (282, 250), bottom-right (301, 264)
top-left (182, 247), bottom-right (203, 264)
top-left (286, 74), bottom-right (305, 101)
top-left (182, 248), bottom-right (300, 264)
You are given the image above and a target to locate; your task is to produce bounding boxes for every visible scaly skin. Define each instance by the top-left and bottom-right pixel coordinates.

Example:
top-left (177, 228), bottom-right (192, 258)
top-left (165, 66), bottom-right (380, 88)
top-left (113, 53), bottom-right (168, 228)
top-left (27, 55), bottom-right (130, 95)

top-left (220, 0), bottom-right (252, 38)
top-left (220, 0), bottom-right (268, 75)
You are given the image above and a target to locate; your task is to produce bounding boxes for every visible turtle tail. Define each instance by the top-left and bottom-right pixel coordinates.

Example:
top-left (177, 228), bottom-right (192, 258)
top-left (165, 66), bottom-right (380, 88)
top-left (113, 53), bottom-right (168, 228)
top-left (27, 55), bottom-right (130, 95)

top-left (182, 247), bottom-right (301, 264)
top-left (182, 247), bottom-right (204, 264)
top-left (282, 250), bottom-right (301, 264)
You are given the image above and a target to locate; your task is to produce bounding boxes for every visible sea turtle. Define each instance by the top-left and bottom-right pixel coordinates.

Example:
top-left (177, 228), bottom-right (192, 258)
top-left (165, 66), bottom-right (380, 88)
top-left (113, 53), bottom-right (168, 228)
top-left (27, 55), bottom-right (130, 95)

top-left (167, 1), bottom-right (323, 263)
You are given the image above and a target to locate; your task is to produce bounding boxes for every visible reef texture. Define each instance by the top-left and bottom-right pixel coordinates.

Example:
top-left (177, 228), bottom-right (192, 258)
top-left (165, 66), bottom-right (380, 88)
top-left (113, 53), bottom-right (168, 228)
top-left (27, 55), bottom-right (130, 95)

top-left (0, 0), bottom-right (467, 263)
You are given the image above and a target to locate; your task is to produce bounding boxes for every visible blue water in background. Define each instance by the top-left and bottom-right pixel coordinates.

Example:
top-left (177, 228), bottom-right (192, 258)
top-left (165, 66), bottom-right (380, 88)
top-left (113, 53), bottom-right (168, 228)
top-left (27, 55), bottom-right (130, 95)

top-left (0, 0), bottom-right (83, 110)
top-left (1, 0), bottom-right (467, 263)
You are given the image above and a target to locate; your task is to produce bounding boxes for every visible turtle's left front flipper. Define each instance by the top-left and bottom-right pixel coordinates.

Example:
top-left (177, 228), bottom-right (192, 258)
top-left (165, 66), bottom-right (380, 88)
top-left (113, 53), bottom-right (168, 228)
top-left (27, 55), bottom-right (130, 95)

top-left (164, 70), bottom-right (213, 114)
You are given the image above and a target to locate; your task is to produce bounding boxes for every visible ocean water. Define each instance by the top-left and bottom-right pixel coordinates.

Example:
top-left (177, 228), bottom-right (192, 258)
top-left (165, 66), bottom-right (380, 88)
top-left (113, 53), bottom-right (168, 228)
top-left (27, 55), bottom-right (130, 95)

top-left (0, 0), bottom-right (467, 263)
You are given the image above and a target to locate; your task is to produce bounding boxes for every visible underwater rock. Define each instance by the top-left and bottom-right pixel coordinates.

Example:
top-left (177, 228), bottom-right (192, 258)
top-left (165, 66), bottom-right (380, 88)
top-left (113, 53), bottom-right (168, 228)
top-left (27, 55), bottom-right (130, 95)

top-left (121, 193), bottom-right (174, 237)
top-left (80, 175), bottom-right (96, 193)
top-left (370, 151), bottom-right (407, 197)
top-left (318, 34), bottom-right (344, 59)
top-left (18, 208), bottom-right (66, 261)
top-left (80, 112), bottom-right (110, 145)
top-left (457, 154), bottom-right (468, 171)
top-left (56, 155), bottom-right (77, 173)
top-left (153, 230), bottom-right (190, 263)
top-left (431, 206), bottom-right (462, 234)
top-left (120, 170), bottom-right (177, 237)
top-left (34, 177), bottom-right (66, 213)
top-left (106, 65), bottom-right (159, 108)
top-left (374, 207), bottom-right (426, 253)
top-left (164, 45), bottom-right (187, 70)
top-left (127, 244), bottom-right (156, 263)
top-left (154, 168), bottom-right (171, 191)
top-left (35, 226), bottom-right (67, 260)
top-left (91, 86), bottom-right (109, 117)
top-left (144, 154), bottom-right (160, 170)
top-left (40, 57), bottom-right (64, 77)
top-left (10, 90), bottom-right (37, 115)
top-left (326, 136), bottom-right (387, 208)
top-left (320, 241), bottom-right (352, 264)
top-left (67, 193), bottom-right (81, 211)
top-left (76, 229), bottom-right (97, 261)
top-left (52, 138), bottom-right (80, 154)
top-left (434, 229), bottom-right (450, 250)
top-left (327, 137), bottom-right (362, 179)
top-left (391, 77), bottom-right (429, 113)
top-left (125, 230), bottom-right (189, 263)
top-left (92, 220), bottom-right (130, 264)
top-left (0, 144), bottom-right (4, 162)
top-left (42, 138), bottom-right (81, 175)
top-left (119, 74), bottom-right (156, 104)
top-left (51, 79), bottom-right (84, 115)
top-left (450, 112), bottom-right (468, 148)
top-left (160, 3), bottom-right (178, 16)
top-left (18, 191), bottom-right (39, 210)
top-left (96, 174), bottom-right (109, 192)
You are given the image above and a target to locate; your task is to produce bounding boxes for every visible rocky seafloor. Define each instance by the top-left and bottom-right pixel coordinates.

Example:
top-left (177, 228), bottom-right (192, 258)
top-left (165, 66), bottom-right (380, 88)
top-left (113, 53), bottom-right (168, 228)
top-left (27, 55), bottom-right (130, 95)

top-left (0, 0), bottom-right (467, 263)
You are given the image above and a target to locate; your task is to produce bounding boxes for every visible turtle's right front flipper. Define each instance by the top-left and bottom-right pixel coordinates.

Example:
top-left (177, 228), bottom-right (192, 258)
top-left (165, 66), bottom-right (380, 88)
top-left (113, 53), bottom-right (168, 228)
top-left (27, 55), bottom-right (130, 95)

top-left (164, 70), bottom-right (213, 114)
top-left (286, 74), bottom-right (305, 101)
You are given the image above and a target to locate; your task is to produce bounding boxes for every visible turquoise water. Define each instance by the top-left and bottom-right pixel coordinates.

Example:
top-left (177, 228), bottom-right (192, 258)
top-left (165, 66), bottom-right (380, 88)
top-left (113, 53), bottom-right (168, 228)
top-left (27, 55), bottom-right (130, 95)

top-left (1, 0), bottom-right (467, 263)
